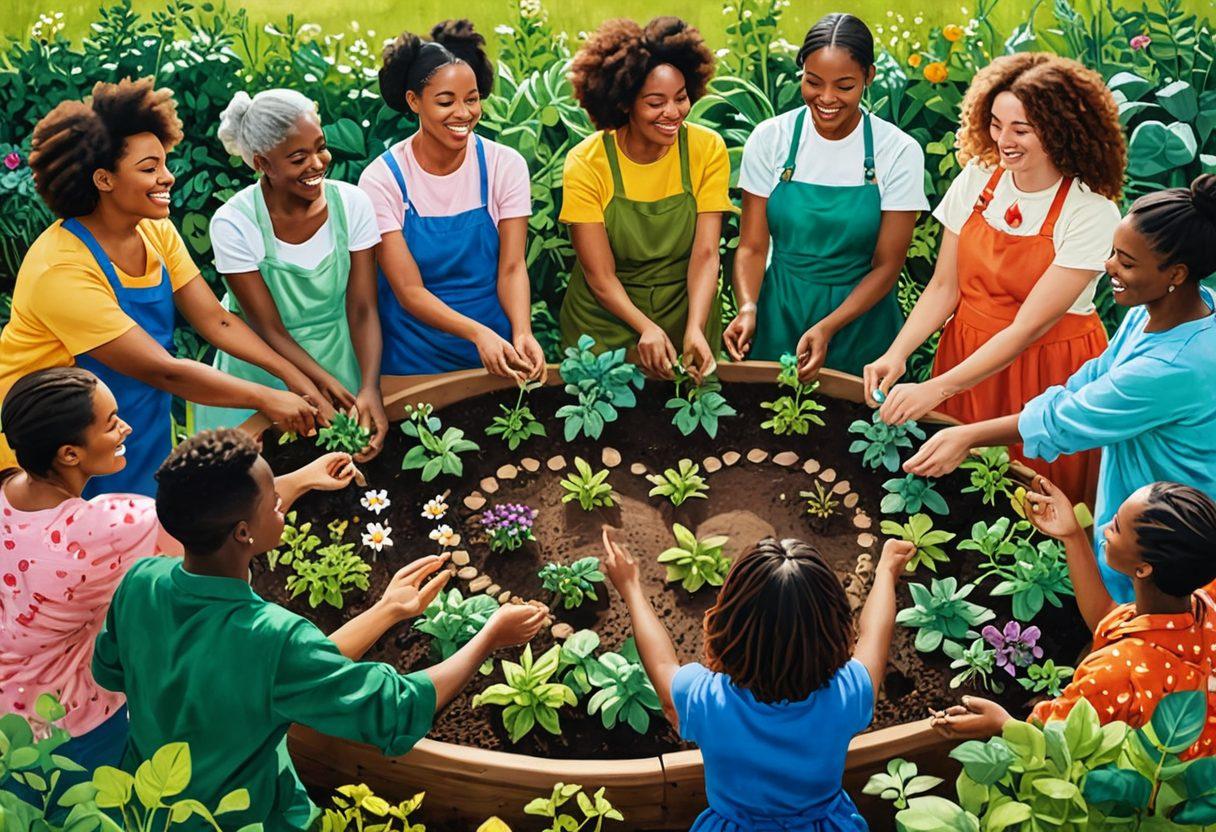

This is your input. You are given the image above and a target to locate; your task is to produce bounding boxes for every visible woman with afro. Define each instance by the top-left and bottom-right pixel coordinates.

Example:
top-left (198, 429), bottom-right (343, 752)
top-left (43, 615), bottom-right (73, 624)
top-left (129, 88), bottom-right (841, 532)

top-left (359, 21), bottom-right (546, 382)
top-left (560, 17), bottom-right (733, 380)
top-left (867, 54), bottom-right (1127, 506)
top-left (0, 78), bottom-right (322, 497)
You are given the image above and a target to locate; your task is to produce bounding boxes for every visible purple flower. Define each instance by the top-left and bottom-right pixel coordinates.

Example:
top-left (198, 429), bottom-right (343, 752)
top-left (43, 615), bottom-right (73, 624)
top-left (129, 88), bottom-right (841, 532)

top-left (1130, 34), bottom-right (1151, 50)
top-left (3, 152), bottom-right (19, 171)
top-left (982, 621), bottom-right (1043, 676)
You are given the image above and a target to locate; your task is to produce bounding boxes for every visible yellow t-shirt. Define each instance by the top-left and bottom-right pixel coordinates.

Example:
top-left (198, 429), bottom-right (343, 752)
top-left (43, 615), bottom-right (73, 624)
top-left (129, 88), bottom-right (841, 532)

top-left (559, 122), bottom-right (734, 223)
top-left (0, 218), bottom-right (198, 467)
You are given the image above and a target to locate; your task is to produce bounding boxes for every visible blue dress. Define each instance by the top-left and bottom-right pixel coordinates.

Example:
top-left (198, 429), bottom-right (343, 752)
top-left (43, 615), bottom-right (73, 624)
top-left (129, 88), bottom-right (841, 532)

top-left (1020, 286), bottom-right (1216, 602)
top-left (671, 660), bottom-right (873, 832)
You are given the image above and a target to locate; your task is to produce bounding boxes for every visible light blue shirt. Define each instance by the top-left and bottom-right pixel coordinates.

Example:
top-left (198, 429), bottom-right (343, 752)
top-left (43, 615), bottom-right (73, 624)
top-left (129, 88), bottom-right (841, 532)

top-left (1019, 287), bottom-right (1216, 602)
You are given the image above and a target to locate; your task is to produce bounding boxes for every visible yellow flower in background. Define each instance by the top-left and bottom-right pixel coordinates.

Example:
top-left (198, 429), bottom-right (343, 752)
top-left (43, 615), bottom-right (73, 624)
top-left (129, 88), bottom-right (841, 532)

top-left (943, 23), bottom-right (965, 41)
top-left (923, 61), bottom-right (949, 83)
top-left (908, 53), bottom-right (923, 68)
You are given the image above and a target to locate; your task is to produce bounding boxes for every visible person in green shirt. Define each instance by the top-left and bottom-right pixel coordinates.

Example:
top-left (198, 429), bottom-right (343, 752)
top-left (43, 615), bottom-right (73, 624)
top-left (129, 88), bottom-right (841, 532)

top-left (93, 428), bottom-right (548, 831)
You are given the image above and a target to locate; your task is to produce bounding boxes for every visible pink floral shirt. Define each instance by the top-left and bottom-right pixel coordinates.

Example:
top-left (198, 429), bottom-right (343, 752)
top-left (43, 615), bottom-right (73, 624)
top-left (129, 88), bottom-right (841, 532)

top-left (0, 487), bottom-right (171, 734)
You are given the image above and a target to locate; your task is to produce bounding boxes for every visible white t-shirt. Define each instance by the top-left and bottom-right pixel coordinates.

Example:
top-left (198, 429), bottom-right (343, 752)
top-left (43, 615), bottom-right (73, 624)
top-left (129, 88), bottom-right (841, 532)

top-left (210, 180), bottom-right (381, 274)
top-left (934, 161), bottom-right (1121, 314)
top-left (738, 108), bottom-right (929, 211)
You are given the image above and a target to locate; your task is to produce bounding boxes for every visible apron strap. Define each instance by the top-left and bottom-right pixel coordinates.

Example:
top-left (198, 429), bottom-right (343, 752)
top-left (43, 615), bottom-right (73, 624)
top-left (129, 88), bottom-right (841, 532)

top-left (780, 108), bottom-right (807, 182)
top-left (250, 184), bottom-right (281, 258)
top-left (1039, 177), bottom-right (1073, 239)
top-left (61, 218), bottom-right (125, 293)
top-left (602, 131), bottom-right (627, 200)
top-left (325, 181), bottom-right (350, 249)
top-left (861, 111), bottom-right (877, 185)
top-left (677, 125), bottom-right (692, 195)
top-left (381, 148), bottom-right (410, 208)
top-left (973, 167), bottom-right (1005, 213)
top-left (474, 136), bottom-right (489, 208)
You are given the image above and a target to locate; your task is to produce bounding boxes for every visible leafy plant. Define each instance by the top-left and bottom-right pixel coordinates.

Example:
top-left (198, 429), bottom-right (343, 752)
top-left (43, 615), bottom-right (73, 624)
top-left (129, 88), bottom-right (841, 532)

top-left (987, 538), bottom-right (1075, 622)
top-left (556, 335), bottom-right (644, 440)
top-left (801, 481), bottom-right (839, 529)
top-left (666, 365), bottom-right (736, 438)
top-left (557, 629), bottom-right (602, 696)
top-left (657, 523), bottom-right (731, 593)
top-left (879, 514), bottom-right (956, 573)
top-left (539, 557), bottom-right (606, 609)
top-left (487, 380), bottom-right (547, 451)
top-left (982, 621), bottom-right (1044, 677)
top-left (481, 503), bottom-right (539, 553)
top-left (586, 640), bottom-right (663, 734)
top-left (560, 457), bottom-right (616, 511)
top-left (523, 782), bottom-right (624, 832)
top-left (414, 588), bottom-right (500, 660)
top-left (760, 353), bottom-right (826, 436)
top-left (320, 784), bottom-right (426, 832)
top-left (286, 528), bottom-right (370, 610)
top-left (943, 637), bottom-right (1004, 693)
top-left (400, 403), bottom-right (480, 482)
top-left (848, 412), bottom-right (927, 472)
top-left (316, 410), bottom-right (371, 454)
top-left (474, 645), bottom-right (578, 742)
top-left (267, 511), bottom-right (320, 571)
top-left (958, 517), bottom-right (1030, 571)
top-left (881, 474), bottom-right (949, 515)
top-left (960, 446), bottom-right (1017, 506)
top-left (862, 758), bottom-right (944, 810)
top-left (1019, 660), bottom-right (1075, 697)
top-left (896, 577), bottom-right (996, 653)
top-left (646, 459), bottom-right (710, 506)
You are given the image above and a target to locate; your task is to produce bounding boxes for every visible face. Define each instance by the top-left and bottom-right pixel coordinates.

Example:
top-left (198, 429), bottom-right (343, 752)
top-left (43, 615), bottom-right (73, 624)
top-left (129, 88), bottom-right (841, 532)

top-left (627, 64), bottom-right (690, 147)
top-left (255, 115), bottom-right (330, 201)
top-left (1104, 217), bottom-right (1188, 307)
top-left (57, 381), bottom-right (131, 476)
top-left (407, 63), bottom-right (481, 152)
top-left (242, 456), bottom-right (285, 556)
top-left (801, 47), bottom-right (873, 132)
top-left (94, 132), bottom-right (174, 219)
top-left (989, 91), bottom-right (1051, 176)
top-left (1102, 486), bottom-right (1152, 581)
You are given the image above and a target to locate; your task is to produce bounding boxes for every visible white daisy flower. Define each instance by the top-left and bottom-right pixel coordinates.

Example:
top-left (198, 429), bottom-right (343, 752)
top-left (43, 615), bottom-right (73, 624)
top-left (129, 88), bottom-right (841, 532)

top-left (362, 522), bottom-right (393, 552)
top-left (421, 496), bottom-right (449, 521)
top-left (361, 489), bottom-right (390, 515)
top-left (429, 525), bottom-right (461, 548)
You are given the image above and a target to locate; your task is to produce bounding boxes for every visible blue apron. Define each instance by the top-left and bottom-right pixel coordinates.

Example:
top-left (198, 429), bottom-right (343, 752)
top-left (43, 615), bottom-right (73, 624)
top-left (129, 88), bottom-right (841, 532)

top-left (63, 219), bottom-right (175, 499)
top-left (376, 136), bottom-right (511, 375)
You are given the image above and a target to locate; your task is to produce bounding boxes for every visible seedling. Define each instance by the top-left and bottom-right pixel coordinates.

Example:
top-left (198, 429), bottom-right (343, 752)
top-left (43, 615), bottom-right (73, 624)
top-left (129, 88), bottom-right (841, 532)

top-left (557, 629), bottom-right (602, 696)
top-left (848, 412), bottom-right (926, 472)
top-left (862, 758), bottom-right (944, 810)
top-left (943, 637), bottom-right (1004, 693)
top-left (473, 644), bottom-right (578, 742)
top-left (667, 364), bottom-right (736, 438)
top-left (959, 517), bottom-right (1029, 572)
top-left (960, 446), bottom-right (1017, 506)
top-left (801, 481), bottom-right (839, 531)
top-left (646, 459), bottom-right (709, 506)
top-left (286, 538), bottom-right (370, 609)
top-left (316, 410), bottom-right (371, 454)
top-left (658, 523), bottom-right (731, 593)
top-left (760, 353), bottom-right (826, 436)
top-left (556, 335), bottom-right (644, 440)
top-left (523, 783), bottom-right (624, 832)
top-left (401, 403), bottom-right (480, 482)
top-left (268, 511), bottom-right (320, 571)
top-left (481, 503), bottom-right (538, 553)
top-left (561, 457), bottom-right (616, 511)
top-left (487, 380), bottom-right (546, 450)
top-left (1019, 659), bottom-right (1074, 697)
top-left (879, 514), bottom-right (956, 573)
top-left (896, 577), bottom-right (996, 653)
top-left (586, 640), bottom-right (663, 733)
top-left (414, 588), bottom-right (500, 660)
top-left (982, 621), bottom-right (1043, 676)
top-left (539, 557), bottom-right (606, 609)
top-left (987, 537), bottom-right (1074, 621)
top-left (321, 784), bottom-right (425, 832)
top-left (881, 474), bottom-right (949, 515)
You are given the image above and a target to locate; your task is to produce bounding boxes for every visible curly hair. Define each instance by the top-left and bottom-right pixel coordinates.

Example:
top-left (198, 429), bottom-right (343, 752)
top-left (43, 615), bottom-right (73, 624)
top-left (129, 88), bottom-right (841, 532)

top-left (956, 53), bottom-right (1126, 200)
top-left (569, 17), bottom-right (714, 130)
top-left (156, 429), bottom-right (262, 555)
top-left (379, 19), bottom-right (494, 115)
top-left (29, 77), bottom-right (183, 218)
top-left (703, 538), bottom-right (854, 703)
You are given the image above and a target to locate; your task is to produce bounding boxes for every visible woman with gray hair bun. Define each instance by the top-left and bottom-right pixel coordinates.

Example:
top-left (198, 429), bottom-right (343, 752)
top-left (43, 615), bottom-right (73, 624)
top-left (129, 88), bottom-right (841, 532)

top-left (197, 88), bottom-right (388, 459)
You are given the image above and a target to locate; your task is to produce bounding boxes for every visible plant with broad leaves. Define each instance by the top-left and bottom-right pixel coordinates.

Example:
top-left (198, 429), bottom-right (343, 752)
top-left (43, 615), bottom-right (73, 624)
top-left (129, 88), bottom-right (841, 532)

top-left (646, 459), bottom-right (710, 506)
top-left (481, 503), bottom-right (539, 553)
top-left (960, 446), bottom-right (1017, 506)
top-left (657, 523), bottom-right (731, 593)
top-left (982, 621), bottom-right (1043, 677)
top-left (286, 537), bottom-right (370, 610)
top-left (848, 412), bottom-right (926, 472)
top-left (881, 474), bottom-right (949, 515)
top-left (862, 757), bottom-right (944, 810)
top-left (561, 457), bottom-right (616, 511)
top-left (267, 511), bottom-right (320, 571)
top-left (316, 410), bottom-right (371, 454)
top-left (414, 588), bottom-right (500, 660)
top-left (557, 629), bottom-right (602, 696)
top-left (760, 353), bottom-right (826, 436)
top-left (959, 516), bottom-right (1030, 572)
top-left (1018, 660), bottom-right (1074, 697)
top-left (400, 403), bottom-right (480, 482)
top-left (539, 557), bottom-right (606, 609)
top-left (801, 481), bottom-right (839, 528)
top-left (486, 380), bottom-right (547, 451)
top-left (879, 513), bottom-right (956, 573)
top-left (473, 644), bottom-right (578, 742)
top-left (943, 637), bottom-right (1004, 693)
top-left (666, 365), bottom-right (736, 438)
top-left (986, 537), bottom-right (1074, 622)
top-left (0, 694), bottom-right (102, 821)
top-left (556, 381), bottom-right (617, 441)
top-left (895, 577), bottom-right (996, 653)
top-left (556, 335), bottom-right (644, 440)
top-left (523, 782), bottom-right (624, 832)
top-left (586, 639), bottom-right (663, 734)
top-left (320, 783), bottom-right (425, 832)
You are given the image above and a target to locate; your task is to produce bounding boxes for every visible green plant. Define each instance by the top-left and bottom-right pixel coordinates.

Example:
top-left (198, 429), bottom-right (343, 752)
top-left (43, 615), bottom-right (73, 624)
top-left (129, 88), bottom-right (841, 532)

top-left (414, 588), bottom-right (500, 660)
top-left (943, 637), bottom-right (1004, 693)
top-left (880, 514), bottom-right (956, 573)
top-left (586, 640), bottom-right (663, 734)
top-left (849, 412), bottom-right (927, 472)
top-left (486, 380), bottom-right (547, 451)
top-left (400, 403), bottom-right (480, 482)
top-left (315, 410), bottom-right (371, 454)
top-left (646, 459), bottom-right (710, 506)
top-left (523, 783), bottom-right (624, 832)
top-left (267, 511), bottom-right (320, 570)
top-left (760, 353), bottom-right (826, 436)
top-left (896, 577), bottom-right (996, 653)
top-left (557, 629), bottom-right (602, 696)
top-left (657, 523), bottom-right (731, 593)
top-left (987, 538), bottom-right (1075, 622)
top-left (1019, 660), bottom-right (1075, 697)
top-left (539, 557), bottom-right (606, 609)
top-left (285, 525), bottom-right (370, 609)
top-left (556, 335), bottom-right (645, 440)
top-left (666, 365), bottom-right (737, 438)
top-left (320, 784), bottom-right (426, 832)
top-left (863, 758), bottom-right (944, 810)
top-left (958, 517), bottom-right (1031, 571)
top-left (560, 457), bottom-right (617, 511)
top-left (801, 481), bottom-right (839, 527)
top-left (474, 645), bottom-right (578, 742)
top-left (881, 474), bottom-right (949, 515)
top-left (960, 446), bottom-right (1017, 506)
top-left (0, 694), bottom-right (99, 824)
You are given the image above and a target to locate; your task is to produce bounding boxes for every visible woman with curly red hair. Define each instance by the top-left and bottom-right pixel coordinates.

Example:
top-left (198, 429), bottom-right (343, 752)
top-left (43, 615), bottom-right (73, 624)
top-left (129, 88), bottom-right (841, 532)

top-left (560, 17), bottom-right (733, 380)
top-left (866, 54), bottom-right (1126, 505)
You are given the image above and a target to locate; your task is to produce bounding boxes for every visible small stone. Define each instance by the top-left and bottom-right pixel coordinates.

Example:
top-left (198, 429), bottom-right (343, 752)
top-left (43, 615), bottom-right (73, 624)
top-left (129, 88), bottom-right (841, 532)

top-left (857, 533), bottom-right (876, 548)
top-left (843, 493), bottom-right (859, 509)
top-left (703, 456), bottom-right (722, 473)
top-left (803, 459), bottom-right (821, 475)
top-left (772, 451), bottom-right (799, 467)
top-left (485, 584), bottom-right (500, 597)
top-left (551, 623), bottom-right (574, 640)
top-left (853, 513), bottom-right (872, 530)
top-left (723, 451), bottom-right (741, 466)
top-left (463, 493), bottom-right (486, 511)
top-left (833, 480), bottom-right (851, 495)
top-left (498, 590), bottom-right (512, 603)
top-left (521, 457), bottom-right (541, 473)
top-left (452, 550), bottom-right (470, 566)
top-left (818, 468), bottom-right (837, 484)
top-left (602, 447), bottom-right (622, 468)
top-left (496, 464), bottom-right (519, 480)
top-left (630, 462), bottom-right (647, 476)
top-left (480, 477), bottom-right (500, 494)
top-left (547, 455), bottom-right (567, 472)
top-left (746, 448), bottom-right (769, 464)
top-left (457, 566), bottom-right (478, 580)
top-left (469, 575), bottom-right (493, 593)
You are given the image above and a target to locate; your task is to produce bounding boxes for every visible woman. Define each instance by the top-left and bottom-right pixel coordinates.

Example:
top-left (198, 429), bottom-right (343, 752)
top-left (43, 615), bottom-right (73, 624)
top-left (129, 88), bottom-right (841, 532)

top-left (359, 20), bottom-right (545, 382)
top-left (0, 78), bottom-right (321, 498)
top-left (866, 54), bottom-right (1125, 504)
top-left (196, 89), bottom-right (387, 459)
top-left (723, 14), bottom-right (926, 379)
top-left (905, 175), bottom-right (1216, 601)
top-left (560, 17), bottom-right (732, 380)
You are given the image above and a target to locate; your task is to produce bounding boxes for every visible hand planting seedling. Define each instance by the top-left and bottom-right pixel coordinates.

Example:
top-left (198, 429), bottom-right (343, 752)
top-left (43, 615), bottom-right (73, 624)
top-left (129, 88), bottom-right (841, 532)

top-left (556, 335), bottom-right (644, 440)
top-left (561, 457), bottom-right (616, 511)
top-left (667, 364), bottom-right (736, 438)
top-left (586, 640), bottom-right (663, 733)
top-left (879, 514), bottom-right (956, 572)
top-left (539, 557), bottom-right (606, 609)
top-left (862, 758), bottom-right (944, 810)
top-left (473, 644), bottom-right (578, 742)
top-left (801, 481), bottom-right (839, 531)
top-left (960, 446), bottom-right (1017, 506)
top-left (896, 577), bottom-right (996, 653)
top-left (557, 629), bottom-right (602, 696)
top-left (1018, 659), bottom-right (1074, 697)
top-left (401, 403), bottom-right (480, 482)
top-left (487, 379), bottom-right (547, 450)
top-left (760, 353), bottom-right (826, 436)
top-left (881, 473), bottom-right (949, 515)
top-left (943, 637), bottom-right (1004, 693)
top-left (658, 523), bottom-right (731, 592)
top-left (982, 621), bottom-right (1044, 676)
top-left (646, 459), bottom-right (710, 506)
top-left (316, 410), bottom-right (371, 455)
top-left (481, 503), bottom-right (538, 553)
top-left (414, 588), bottom-right (500, 660)
top-left (848, 411), bottom-right (926, 472)
top-left (267, 511), bottom-right (320, 571)
top-left (985, 537), bottom-right (1074, 621)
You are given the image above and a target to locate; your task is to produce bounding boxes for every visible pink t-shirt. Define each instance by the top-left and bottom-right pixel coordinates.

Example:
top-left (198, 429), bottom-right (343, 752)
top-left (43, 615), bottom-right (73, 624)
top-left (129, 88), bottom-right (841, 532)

top-left (358, 134), bottom-right (532, 236)
top-left (0, 487), bottom-right (171, 734)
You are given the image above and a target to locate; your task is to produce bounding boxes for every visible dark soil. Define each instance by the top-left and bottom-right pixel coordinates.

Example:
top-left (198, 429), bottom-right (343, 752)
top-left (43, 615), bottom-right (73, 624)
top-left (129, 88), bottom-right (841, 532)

top-left (258, 379), bottom-right (1090, 762)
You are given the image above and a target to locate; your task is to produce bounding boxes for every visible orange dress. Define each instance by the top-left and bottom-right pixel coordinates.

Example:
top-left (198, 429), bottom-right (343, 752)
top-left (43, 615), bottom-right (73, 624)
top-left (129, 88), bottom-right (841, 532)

top-left (933, 167), bottom-right (1106, 505)
top-left (1031, 583), bottom-right (1216, 760)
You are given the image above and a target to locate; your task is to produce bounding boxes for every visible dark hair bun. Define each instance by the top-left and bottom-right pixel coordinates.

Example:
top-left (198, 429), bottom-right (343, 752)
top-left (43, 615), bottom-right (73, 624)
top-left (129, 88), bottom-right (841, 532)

top-left (379, 31), bottom-right (424, 113)
top-left (431, 19), bottom-right (494, 97)
top-left (378, 20), bottom-right (494, 113)
top-left (1191, 173), bottom-right (1216, 225)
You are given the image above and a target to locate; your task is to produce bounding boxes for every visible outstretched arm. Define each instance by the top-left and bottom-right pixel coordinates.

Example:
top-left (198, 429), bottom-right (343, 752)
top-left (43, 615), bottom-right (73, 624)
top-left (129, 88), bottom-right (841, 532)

top-left (853, 540), bottom-right (914, 701)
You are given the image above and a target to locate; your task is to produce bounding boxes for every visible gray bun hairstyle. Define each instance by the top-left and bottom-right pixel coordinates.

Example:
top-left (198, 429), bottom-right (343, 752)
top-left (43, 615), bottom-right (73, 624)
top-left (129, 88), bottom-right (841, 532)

top-left (217, 89), bottom-right (320, 168)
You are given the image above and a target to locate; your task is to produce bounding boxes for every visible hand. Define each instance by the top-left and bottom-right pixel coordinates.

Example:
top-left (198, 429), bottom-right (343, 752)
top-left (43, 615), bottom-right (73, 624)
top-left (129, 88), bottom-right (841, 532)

top-left (795, 324), bottom-right (833, 383)
top-left (297, 452), bottom-right (357, 491)
top-left (484, 601), bottom-right (549, 650)
top-left (378, 555), bottom-right (452, 622)
top-left (513, 332), bottom-right (549, 383)
top-left (879, 380), bottom-right (949, 426)
top-left (929, 696), bottom-right (1013, 741)
top-left (682, 328), bottom-right (716, 385)
top-left (473, 327), bottom-right (530, 382)
top-left (316, 372), bottom-right (358, 413)
top-left (862, 352), bottom-right (906, 408)
top-left (601, 526), bottom-right (641, 595)
top-left (1023, 475), bottom-right (1081, 540)
top-left (353, 390), bottom-right (388, 463)
top-left (637, 323), bottom-right (678, 381)
top-left (287, 374), bottom-right (337, 426)
top-left (903, 425), bottom-right (974, 478)
top-left (261, 388), bottom-right (319, 437)
top-left (878, 539), bottom-right (916, 577)
top-left (722, 310), bottom-right (756, 362)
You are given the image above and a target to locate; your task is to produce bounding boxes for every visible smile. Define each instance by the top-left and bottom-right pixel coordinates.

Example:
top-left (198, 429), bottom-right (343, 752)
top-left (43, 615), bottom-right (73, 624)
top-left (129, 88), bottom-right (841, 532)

top-left (814, 104), bottom-right (843, 118)
top-left (1110, 277), bottom-right (1127, 293)
top-left (445, 123), bottom-right (471, 137)
top-left (300, 174), bottom-right (323, 187)
top-left (114, 444), bottom-right (126, 458)
top-left (1001, 149), bottom-right (1024, 161)
top-left (148, 191), bottom-right (171, 205)
top-left (654, 121), bottom-right (681, 135)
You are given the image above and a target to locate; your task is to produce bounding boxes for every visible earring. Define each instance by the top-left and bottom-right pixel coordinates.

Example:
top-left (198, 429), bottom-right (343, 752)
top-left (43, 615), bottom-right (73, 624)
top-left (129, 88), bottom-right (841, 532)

top-left (248, 537), bottom-right (255, 546)
top-left (1168, 285), bottom-right (1176, 293)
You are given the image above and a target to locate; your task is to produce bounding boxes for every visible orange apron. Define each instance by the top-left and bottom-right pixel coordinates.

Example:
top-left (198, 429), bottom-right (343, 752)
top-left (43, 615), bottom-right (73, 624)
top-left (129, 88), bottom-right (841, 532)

top-left (933, 167), bottom-right (1106, 505)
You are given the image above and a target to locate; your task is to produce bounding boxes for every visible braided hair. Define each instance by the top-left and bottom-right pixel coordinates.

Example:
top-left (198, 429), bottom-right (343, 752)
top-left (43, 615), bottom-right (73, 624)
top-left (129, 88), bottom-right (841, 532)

top-left (0, 367), bottom-right (99, 478)
top-left (1134, 482), bottom-right (1216, 597)
top-left (797, 13), bottom-right (875, 70)
top-left (1127, 175), bottom-right (1216, 283)
top-left (155, 429), bottom-right (261, 555)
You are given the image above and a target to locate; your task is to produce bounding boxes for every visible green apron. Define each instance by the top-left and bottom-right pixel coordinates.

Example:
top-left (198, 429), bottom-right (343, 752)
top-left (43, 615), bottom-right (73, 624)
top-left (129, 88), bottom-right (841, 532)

top-left (559, 126), bottom-right (722, 353)
top-left (195, 181), bottom-right (362, 431)
top-left (749, 109), bottom-right (901, 375)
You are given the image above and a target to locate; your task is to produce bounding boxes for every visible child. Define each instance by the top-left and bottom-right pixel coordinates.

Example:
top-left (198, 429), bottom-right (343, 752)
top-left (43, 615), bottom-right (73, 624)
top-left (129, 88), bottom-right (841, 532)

top-left (600, 526), bottom-right (913, 830)
top-left (931, 477), bottom-right (1216, 760)
top-left (93, 429), bottom-right (548, 830)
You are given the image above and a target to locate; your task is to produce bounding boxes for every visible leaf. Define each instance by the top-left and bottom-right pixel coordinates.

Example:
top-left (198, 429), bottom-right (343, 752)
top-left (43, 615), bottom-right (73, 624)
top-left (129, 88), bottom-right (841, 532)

top-left (92, 766), bottom-right (135, 809)
top-left (949, 740), bottom-right (1013, 785)
top-left (1148, 689), bottom-right (1206, 753)
top-left (217, 788), bottom-right (251, 815)
top-left (983, 800), bottom-right (1031, 832)
top-left (1083, 766), bottom-right (1152, 813)
top-left (134, 742), bottom-right (192, 808)
top-left (1127, 120), bottom-right (1198, 177)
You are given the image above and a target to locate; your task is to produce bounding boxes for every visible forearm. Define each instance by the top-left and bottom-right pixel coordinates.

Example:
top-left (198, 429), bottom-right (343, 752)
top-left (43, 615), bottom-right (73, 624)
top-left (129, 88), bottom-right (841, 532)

top-left (273, 469), bottom-right (312, 513)
top-left (346, 299), bottom-right (383, 392)
top-left (887, 276), bottom-right (958, 361)
top-left (960, 415), bottom-right (1023, 449)
top-left (1062, 529), bottom-right (1115, 632)
top-left (853, 570), bottom-right (898, 695)
top-left (425, 627), bottom-right (499, 710)
top-left (197, 311), bottom-right (312, 390)
top-left (819, 263), bottom-right (903, 336)
top-left (621, 583), bottom-right (680, 719)
top-left (684, 250), bottom-right (721, 334)
top-left (395, 284), bottom-right (485, 342)
top-left (731, 241), bottom-right (768, 308)
top-left (498, 262), bottom-right (534, 337)
top-left (328, 601), bottom-right (401, 660)
top-left (932, 322), bottom-right (1050, 399)
top-left (254, 321), bottom-right (340, 392)
top-left (143, 358), bottom-right (272, 412)
top-left (584, 270), bottom-right (654, 336)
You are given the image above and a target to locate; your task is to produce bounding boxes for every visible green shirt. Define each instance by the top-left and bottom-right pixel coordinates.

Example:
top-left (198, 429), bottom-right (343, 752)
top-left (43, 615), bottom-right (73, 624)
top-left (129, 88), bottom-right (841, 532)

top-left (93, 558), bottom-right (436, 831)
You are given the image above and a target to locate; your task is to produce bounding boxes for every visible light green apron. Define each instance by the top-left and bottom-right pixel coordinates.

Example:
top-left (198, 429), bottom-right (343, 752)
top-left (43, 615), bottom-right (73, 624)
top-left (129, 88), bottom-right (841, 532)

top-left (559, 126), bottom-right (722, 354)
top-left (195, 181), bottom-right (362, 431)
top-left (749, 109), bottom-right (901, 375)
